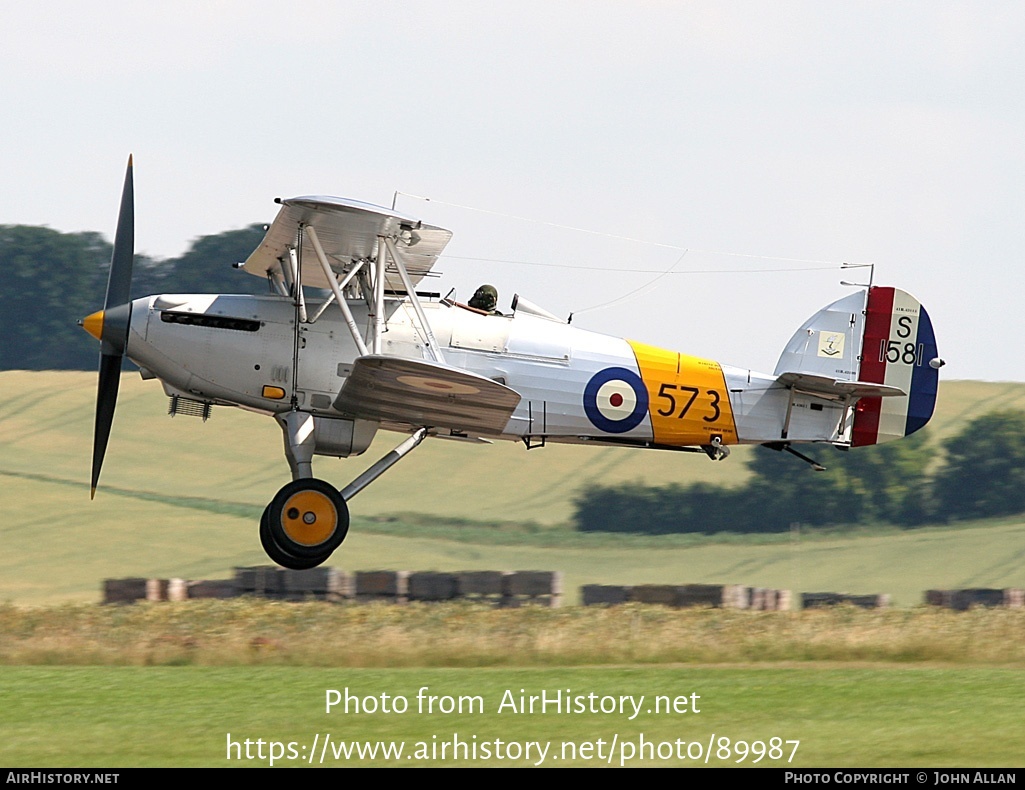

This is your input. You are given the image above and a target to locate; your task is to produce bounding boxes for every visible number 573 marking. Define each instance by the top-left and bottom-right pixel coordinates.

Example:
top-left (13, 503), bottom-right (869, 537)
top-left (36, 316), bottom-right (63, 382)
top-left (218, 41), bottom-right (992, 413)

top-left (655, 383), bottom-right (721, 422)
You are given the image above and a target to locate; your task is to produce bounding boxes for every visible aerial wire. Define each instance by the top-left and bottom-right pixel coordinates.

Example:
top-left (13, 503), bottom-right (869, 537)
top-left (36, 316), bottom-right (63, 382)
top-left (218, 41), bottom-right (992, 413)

top-left (439, 253), bottom-right (838, 275)
top-left (393, 191), bottom-right (861, 314)
top-left (571, 249), bottom-right (689, 317)
top-left (394, 190), bottom-right (856, 267)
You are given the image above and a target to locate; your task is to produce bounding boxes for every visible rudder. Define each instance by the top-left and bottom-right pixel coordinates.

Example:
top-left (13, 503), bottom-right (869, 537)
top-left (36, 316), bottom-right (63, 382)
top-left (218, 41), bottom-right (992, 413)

top-left (851, 286), bottom-right (940, 446)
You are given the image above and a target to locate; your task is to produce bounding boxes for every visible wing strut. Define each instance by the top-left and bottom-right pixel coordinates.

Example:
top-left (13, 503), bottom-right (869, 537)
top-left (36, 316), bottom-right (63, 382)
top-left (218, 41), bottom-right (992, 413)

top-left (383, 236), bottom-right (445, 365)
top-left (373, 251), bottom-right (386, 354)
top-left (305, 224), bottom-right (369, 355)
top-left (289, 230), bottom-right (304, 408)
top-left (288, 245), bottom-right (308, 323)
top-left (266, 203), bottom-right (447, 364)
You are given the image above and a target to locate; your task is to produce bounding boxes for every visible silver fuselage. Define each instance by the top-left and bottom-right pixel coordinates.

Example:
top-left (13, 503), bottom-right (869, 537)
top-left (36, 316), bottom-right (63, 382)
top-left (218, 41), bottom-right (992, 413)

top-left (125, 292), bottom-right (847, 453)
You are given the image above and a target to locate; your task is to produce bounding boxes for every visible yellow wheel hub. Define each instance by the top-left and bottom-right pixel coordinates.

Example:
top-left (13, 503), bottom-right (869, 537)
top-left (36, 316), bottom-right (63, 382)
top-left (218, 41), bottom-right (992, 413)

top-left (279, 490), bottom-right (338, 547)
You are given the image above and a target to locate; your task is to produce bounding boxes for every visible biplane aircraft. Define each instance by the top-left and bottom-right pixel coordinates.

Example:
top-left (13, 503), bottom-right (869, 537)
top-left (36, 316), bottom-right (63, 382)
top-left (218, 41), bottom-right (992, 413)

top-left (82, 157), bottom-right (942, 569)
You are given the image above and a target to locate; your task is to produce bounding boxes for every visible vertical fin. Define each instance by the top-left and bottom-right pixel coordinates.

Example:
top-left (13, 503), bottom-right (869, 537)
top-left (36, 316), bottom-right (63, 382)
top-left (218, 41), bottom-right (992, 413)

top-left (773, 290), bottom-right (865, 381)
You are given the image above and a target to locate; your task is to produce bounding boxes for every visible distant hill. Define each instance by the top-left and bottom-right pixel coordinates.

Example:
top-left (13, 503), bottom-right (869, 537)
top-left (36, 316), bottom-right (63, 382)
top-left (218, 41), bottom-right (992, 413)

top-left (2, 372), bottom-right (1024, 605)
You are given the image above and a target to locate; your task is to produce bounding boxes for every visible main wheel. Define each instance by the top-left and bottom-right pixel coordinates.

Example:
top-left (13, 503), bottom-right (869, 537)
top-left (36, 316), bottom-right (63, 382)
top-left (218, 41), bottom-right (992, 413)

top-left (265, 478), bottom-right (349, 561)
top-left (259, 505), bottom-right (327, 570)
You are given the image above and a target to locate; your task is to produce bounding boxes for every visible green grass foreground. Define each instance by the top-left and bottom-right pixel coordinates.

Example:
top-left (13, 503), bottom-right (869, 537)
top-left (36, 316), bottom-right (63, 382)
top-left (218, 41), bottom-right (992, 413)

top-left (2, 665), bottom-right (1022, 767)
top-left (4, 603), bottom-right (1024, 767)
top-left (4, 600), bottom-right (1025, 667)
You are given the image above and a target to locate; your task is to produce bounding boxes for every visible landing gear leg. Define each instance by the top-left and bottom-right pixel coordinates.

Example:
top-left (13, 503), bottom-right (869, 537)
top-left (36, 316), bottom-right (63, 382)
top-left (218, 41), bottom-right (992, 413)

top-left (340, 428), bottom-right (428, 500)
top-left (279, 411), bottom-right (317, 480)
top-left (258, 427), bottom-right (428, 568)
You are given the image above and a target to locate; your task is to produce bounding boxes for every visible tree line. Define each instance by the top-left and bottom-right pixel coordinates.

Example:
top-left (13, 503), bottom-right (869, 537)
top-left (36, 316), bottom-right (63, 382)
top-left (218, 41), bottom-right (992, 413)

top-left (0, 223), bottom-right (268, 370)
top-left (574, 410), bottom-right (1025, 532)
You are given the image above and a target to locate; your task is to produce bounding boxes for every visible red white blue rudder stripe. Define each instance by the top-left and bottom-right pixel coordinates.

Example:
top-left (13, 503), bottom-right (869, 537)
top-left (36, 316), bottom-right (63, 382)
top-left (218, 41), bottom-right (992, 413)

top-left (852, 286), bottom-right (940, 447)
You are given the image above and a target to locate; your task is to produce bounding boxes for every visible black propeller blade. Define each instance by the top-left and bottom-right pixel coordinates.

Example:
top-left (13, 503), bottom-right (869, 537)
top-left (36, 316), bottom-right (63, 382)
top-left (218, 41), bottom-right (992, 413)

top-left (86, 155), bottom-right (135, 498)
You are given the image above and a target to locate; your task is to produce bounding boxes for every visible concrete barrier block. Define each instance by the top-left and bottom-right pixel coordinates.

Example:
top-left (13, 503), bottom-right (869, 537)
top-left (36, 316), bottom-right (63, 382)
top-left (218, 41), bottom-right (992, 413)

top-left (504, 571), bottom-right (563, 597)
top-left (283, 568), bottom-right (353, 596)
top-left (355, 570), bottom-right (409, 600)
top-left (629, 585), bottom-right (679, 605)
top-left (168, 578), bottom-right (189, 602)
top-left (803, 592), bottom-right (889, 609)
top-left (102, 578), bottom-right (148, 605)
top-left (949, 589), bottom-right (1005, 611)
top-left (187, 579), bottom-right (238, 600)
top-left (581, 585), bottom-right (630, 605)
top-left (409, 572), bottom-right (459, 601)
top-left (456, 571), bottom-right (508, 596)
top-left (234, 566), bottom-right (284, 594)
top-left (146, 579), bottom-right (169, 602)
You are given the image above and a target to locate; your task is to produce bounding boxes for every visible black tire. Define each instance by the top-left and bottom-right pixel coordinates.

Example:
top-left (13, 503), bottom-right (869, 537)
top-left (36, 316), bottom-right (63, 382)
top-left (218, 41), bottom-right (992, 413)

top-left (259, 504), bottom-right (328, 570)
top-left (265, 478), bottom-right (349, 560)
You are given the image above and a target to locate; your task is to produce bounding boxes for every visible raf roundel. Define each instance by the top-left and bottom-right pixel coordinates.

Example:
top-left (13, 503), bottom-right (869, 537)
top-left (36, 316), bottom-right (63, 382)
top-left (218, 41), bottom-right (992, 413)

top-left (583, 367), bottom-right (649, 434)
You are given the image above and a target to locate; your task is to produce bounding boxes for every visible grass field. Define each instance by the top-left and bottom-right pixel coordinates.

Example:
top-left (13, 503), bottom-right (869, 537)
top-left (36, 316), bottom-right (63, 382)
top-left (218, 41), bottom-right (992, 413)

top-left (2, 373), bottom-right (1025, 606)
top-left (3, 602), bottom-right (1024, 767)
top-left (3, 665), bottom-right (1022, 767)
top-left (4, 600), bottom-right (1025, 667)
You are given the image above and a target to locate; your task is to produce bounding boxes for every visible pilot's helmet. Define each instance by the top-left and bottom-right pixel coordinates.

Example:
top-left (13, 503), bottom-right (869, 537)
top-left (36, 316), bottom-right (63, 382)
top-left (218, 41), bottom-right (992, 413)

top-left (469, 284), bottom-right (498, 312)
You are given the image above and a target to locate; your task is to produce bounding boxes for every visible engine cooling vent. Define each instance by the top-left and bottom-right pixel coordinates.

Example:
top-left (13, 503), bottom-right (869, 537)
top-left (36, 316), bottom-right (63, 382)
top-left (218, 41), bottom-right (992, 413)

top-left (168, 395), bottom-right (212, 421)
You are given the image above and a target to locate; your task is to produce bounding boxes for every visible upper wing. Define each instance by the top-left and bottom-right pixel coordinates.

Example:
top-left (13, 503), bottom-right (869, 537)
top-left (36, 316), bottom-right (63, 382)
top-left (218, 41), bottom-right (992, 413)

top-left (242, 196), bottom-right (452, 290)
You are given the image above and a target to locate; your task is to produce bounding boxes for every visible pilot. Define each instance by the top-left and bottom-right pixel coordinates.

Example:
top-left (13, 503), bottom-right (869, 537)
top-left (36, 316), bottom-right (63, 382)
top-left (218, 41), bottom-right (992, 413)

top-left (468, 284), bottom-right (499, 314)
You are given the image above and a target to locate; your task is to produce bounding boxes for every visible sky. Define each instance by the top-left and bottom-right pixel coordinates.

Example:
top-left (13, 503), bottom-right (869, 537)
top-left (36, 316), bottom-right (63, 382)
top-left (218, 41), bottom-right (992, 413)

top-left (2, 1), bottom-right (1023, 381)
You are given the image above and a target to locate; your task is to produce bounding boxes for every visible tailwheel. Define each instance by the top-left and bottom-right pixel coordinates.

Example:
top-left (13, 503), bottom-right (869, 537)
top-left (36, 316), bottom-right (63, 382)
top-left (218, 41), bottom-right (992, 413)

top-left (262, 478), bottom-right (349, 568)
